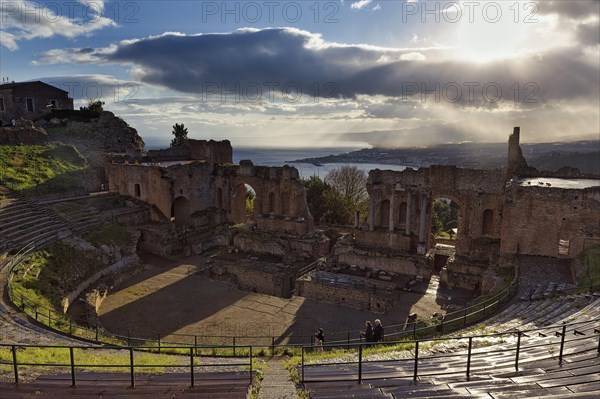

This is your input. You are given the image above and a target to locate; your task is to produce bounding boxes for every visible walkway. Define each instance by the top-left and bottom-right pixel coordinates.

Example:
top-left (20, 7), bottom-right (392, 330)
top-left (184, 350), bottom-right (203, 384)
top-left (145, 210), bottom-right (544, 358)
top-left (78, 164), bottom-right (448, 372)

top-left (258, 357), bottom-right (298, 399)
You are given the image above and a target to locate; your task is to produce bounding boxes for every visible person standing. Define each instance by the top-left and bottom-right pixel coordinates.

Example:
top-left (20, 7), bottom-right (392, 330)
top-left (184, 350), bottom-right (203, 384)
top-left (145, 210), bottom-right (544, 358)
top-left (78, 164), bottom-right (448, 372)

top-left (361, 321), bottom-right (373, 344)
top-left (314, 328), bottom-right (324, 353)
top-left (373, 319), bottom-right (384, 343)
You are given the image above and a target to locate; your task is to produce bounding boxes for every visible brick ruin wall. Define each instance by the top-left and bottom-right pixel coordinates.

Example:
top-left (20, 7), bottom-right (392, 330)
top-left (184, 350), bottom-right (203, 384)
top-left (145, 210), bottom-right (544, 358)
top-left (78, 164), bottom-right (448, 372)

top-left (500, 186), bottom-right (600, 266)
top-left (0, 119), bottom-right (48, 145)
top-left (295, 275), bottom-right (394, 313)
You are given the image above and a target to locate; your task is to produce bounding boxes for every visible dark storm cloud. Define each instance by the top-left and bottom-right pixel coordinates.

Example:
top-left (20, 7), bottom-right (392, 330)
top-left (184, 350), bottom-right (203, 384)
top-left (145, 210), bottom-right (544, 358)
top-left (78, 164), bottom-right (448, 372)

top-left (101, 28), bottom-right (598, 106)
top-left (538, 0), bottom-right (599, 19)
top-left (576, 21), bottom-right (600, 47)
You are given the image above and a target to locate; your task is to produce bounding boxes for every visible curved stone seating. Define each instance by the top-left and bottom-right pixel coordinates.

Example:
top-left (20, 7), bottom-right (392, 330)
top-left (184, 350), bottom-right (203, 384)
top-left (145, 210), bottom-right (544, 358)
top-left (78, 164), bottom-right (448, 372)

top-left (302, 296), bottom-right (600, 399)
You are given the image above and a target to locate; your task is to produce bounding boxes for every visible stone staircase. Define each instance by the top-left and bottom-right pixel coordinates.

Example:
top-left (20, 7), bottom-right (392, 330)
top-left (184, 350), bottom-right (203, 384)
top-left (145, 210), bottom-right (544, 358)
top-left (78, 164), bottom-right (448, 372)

top-left (0, 191), bottom-right (72, 251)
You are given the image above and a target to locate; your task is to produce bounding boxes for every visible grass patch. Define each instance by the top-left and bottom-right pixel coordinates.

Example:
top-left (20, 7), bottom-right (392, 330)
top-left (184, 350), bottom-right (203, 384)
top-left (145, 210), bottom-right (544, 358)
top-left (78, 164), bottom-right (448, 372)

top-left (0, 346), bottom-right (183, 374)
top-left (0, 144), bottom-right (87, 194)
top-left (85, 224), bottom-right (131, 248)
top-left (11, 244), bottom-right (105, 311)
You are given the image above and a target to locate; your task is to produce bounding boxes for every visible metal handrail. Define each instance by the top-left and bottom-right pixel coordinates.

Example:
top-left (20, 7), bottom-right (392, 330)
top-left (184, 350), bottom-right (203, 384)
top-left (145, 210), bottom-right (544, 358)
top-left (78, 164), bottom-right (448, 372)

top-left (0, 342), bottom-right (254, 386)
top-left (300, 317), bottom-right (600, 384)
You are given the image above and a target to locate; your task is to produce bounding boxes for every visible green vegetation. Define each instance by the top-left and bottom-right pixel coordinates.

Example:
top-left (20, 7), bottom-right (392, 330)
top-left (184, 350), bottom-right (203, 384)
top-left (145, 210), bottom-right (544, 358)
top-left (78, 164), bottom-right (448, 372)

top-left (85, 224), bottom-right (131, 247)
top-left (431, 199), bottom-right (458, 238)
top-left (577, 245), bottom-right (600, 287)
top-left (0, 345), bottom-right (184, 374)
top-left (0, 144), bottom-right (87, 194)
top-left (12, 244), bottom-right (105, 311)
top-left (170, 123), bottom-right (189, 147)
top-left (245, 186), bottom-right (255, 216)
top-left (304, 167), bottom-right (368, 226)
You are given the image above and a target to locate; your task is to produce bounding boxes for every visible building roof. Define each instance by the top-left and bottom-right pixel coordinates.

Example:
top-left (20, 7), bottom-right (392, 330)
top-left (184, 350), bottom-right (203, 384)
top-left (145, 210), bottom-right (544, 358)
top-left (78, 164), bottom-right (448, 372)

top-left (0, 81), bottom-right (70, 94)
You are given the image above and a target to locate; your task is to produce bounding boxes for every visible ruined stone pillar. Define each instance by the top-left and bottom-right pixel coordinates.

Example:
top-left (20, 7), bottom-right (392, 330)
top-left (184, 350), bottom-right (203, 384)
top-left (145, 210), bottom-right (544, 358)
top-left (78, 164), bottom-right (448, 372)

top-left (405, 189), bottom-right (412, 235)
top-left (389, 190), bottom-right (396, 232)
top-left (417, 193), bottom-right (429, 254)
top-left (369, 193), bottom-right (376, 231)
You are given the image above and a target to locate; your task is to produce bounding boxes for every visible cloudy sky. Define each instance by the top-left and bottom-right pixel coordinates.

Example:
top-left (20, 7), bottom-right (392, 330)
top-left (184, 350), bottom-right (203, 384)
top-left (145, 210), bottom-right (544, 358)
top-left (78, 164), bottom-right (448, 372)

top-left (1, 0), bottom-right (599, 148)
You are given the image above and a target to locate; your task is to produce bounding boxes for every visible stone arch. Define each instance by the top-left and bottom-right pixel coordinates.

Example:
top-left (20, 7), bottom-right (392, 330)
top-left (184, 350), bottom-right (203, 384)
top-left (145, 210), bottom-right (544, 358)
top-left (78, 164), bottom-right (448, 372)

top-left (430, 196), bottom-right (461, 241)
top-left (171, 196), bottom-right (191, 226)
top-left (268, 192), bottom-right (276, 214)
top-left (399, 201), bottom-right (407, 225)
top-left (231, 183), bottom-right (258, 223)
top-left (482, 208), bottom-right (494, 236)
top-left (281, 192), bottom-right (291, 216)
top-left (379, 199), bottom-right (390, 227)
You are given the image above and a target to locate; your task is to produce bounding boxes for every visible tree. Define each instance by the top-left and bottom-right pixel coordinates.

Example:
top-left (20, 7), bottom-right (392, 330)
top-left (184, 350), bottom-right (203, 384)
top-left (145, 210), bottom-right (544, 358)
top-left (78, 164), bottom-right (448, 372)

top-left (324, 166), bottom-right (368, 210)
top-left (170, 123), bottom-right (189, 147)
top-left (303, 174), bottom-right (355, 226)
top-left (432, 199), bottom-right (458, 237)
top-left (80, 99), bottom-right (104, 116)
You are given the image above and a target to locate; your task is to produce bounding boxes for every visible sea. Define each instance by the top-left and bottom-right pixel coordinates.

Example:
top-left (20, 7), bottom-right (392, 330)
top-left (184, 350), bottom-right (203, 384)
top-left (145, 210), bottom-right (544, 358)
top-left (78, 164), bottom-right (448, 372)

top-left (233, 147), bottom-right (406, 179)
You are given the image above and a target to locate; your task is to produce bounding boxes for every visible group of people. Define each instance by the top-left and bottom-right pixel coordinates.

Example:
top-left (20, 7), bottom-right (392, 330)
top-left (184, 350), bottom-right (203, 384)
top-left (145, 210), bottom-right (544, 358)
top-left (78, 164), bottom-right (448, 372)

top-left (360, 319), bottom-right (384, 344)
top-left (313, 319), bottom-right (384, 352)
top-left (0, 118), bottom-right (16, 127)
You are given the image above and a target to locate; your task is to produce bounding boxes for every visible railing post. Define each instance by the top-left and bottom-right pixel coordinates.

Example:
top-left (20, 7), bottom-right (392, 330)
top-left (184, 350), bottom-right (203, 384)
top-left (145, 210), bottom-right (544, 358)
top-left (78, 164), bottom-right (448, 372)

top-left (11, 345), bottom-right (19, 384)
top-left (413, 321), bottom-right (416, 340)
top-left (301, 347), bottom-right (305, 383)
top-left (515, 331), bottom-right (522, 371)
top-left (189, 347), bottom-right (194, 387)
top-left (233, 337), bottom-right (236, 356)
top-left (127, 330), bottom-right (131, 347)
top-left (413, 340), bottom-right (419, 383)
top-left (70, 347), bottom-right (76, 386)
top-left (129, 347), bottom-right (135, 387)
top-left (194, 335), bottom-right (198, 356)
top-left (95, 324), bottom-right (99, 342)
top-left (249, 347), bottom-right (253, 385)
top-left (558, 324), bottom-right (567, 366)
top-left (466, 337), bottom-right (473, 381)
top-left (271, 336), bottom-right (275, 356)
top-left (463, 309), bottom-right (467, 326)
top-left (157, 334), bottom-right (161, 354)
top-left (48, 309), bottom-right (51, 327)
top-left (358, 344), bottom-right (363, 384)
top-left (69, 319), bottom-right (73, 335)
top-left (440, 318), bottom-right (444, 335)
top-left (347, 332), bottom-right (350, 350)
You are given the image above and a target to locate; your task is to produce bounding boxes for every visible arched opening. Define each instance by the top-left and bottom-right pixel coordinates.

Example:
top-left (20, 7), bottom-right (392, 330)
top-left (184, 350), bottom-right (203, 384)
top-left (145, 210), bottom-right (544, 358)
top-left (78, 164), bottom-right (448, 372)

top-left (134, 183), bottom-right (141, 197)
top-left (171, 196), bottom-right (191, 226)
top-left (431, 197), bottom-right (460, 242)
top-left (216, 187), bottom-right (223, 209)
top-left (482, 209), bottom-right (494, 235)
top-left (231, 183), bottom-right (257, 224)
top-left (281, 192), bottom-right (291, 216)
top-left (268, 192), bottom-right (276, 214)
top-left (379, 199), bottom-right (390, 227)
top-left (399, 201), bottom-right (407, 226)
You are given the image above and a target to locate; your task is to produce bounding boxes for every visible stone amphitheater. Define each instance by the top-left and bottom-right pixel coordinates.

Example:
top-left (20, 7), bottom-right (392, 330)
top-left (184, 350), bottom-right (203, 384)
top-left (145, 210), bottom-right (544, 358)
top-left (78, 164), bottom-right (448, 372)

top-left (0, 115), bottom-right (599, 398)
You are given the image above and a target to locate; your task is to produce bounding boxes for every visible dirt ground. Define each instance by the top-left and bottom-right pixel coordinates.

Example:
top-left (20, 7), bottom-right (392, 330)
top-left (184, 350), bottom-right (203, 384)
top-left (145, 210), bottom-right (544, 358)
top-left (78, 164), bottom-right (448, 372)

top-left (98, 253), bottom-right (472, 346)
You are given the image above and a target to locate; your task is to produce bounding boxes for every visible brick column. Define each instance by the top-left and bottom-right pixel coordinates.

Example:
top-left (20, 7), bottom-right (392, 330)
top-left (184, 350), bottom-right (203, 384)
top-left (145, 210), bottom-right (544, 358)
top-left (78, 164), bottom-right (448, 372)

top-left (369, 194), bottom-right (375, 231)
top-left (417, 193), bottom-right (429, 254)
top-left (405, 189), bottom-right (412, 235)
top-left (389, 190), bottom-right (396, 232)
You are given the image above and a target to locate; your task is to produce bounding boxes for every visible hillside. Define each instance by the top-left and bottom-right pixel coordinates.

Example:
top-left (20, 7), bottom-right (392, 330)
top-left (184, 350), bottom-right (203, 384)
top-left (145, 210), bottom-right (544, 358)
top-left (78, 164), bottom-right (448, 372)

top-left (0, 144), bottom-right (88, 194)
top-left (294, 140), bottom-right (600, 174)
